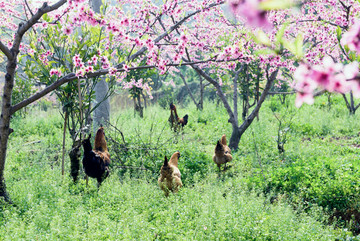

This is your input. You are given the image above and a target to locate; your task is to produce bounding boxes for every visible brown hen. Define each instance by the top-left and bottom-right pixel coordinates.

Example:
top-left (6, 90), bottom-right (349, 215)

top-left (212, 134), bottom-right (232, 172)
top-left (158, 151), bottom-right (183, 196)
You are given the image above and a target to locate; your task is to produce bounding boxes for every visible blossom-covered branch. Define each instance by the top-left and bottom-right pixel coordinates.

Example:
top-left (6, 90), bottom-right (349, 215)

top-left (120, 0), bottom-right (226, 66)
top-left (12, 0), bottom-right (67, 51)
top-left (11, 55), bottom-right (237, 114)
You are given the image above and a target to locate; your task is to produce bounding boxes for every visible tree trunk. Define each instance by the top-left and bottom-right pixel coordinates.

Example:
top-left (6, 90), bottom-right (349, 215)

top-left (189, 59), bottom-right (277, 150)
top-left (137, 95), bottom-right (143, 118)
top-left (69, 140), bottom-right (81, 183)
top-left (350, 91), bottom-right (355, 114)
top-left (229, 69), bottom-right (278, 149)
top-left (61, 111), bottom-right (68, 176)
top-left (93, 79), bottom-right (110, 131)
top-left (342, 92), bottom-right (360, 115)
top-left (0, 178), bottom-right (10, 202)
top-left (133, 96), bottom-right (144, 118)
top-left (229, 125), bottom-right (241, 150)
top-left (92, 0), bottom-right (110, 133)
top-left (0, 55), bottom-right (18, 202)
top-left (0, 0), bottom-right (69, 202)
top-left (141, 92), bottom-right (147, 109)
top-left (241, 66), bottom-right (250, 120)
top-left (242, 98), bottom-right (249, 121)
top-left (199, 75), bottom-right (204, 110)
top-left (91, 0), bottom-right (101, 12)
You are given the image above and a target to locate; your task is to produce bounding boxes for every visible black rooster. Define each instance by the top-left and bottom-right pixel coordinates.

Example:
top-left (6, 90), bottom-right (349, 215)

top-left (82, 133), bottom-right (110, 187)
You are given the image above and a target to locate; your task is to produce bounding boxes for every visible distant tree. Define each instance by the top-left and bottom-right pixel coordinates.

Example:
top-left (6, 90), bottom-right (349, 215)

top-left (121, 59), bottom-right (155, 118)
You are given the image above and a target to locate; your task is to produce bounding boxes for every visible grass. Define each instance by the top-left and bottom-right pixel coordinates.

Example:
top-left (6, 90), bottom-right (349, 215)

top-left (1, 94), bottom-right (360, 239)
top-left (0, 171), bottom-right (341, 240)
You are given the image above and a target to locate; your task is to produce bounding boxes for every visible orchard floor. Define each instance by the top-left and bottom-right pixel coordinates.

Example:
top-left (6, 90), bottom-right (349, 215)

top-left (1, 95), bottom-right (360, 240)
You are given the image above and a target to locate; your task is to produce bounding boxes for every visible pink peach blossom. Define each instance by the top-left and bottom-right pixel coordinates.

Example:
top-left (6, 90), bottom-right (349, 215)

top-left (295, 92), bottom-right (314, 108)
top-left (341, 20), bottom-right (360, 54)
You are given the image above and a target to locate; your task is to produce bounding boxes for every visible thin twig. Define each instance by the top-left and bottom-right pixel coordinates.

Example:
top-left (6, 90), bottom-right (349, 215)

top-left (251, 130), bottom-right (266, 184)
top-left (105, 120), bottom-right (126, 144)
top-left (112, 165), bottom-right (148, 171)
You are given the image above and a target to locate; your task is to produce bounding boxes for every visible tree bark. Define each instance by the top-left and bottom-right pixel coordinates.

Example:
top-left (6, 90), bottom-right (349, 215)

top-left (141, 92), bottom-right (147, 109)
top-left (199, 75), bottom-right (204, 110)
top-left (93, 79), bottom-right (110, 130)
top-left (0, 69), bottom-right (15, 203)
top-left (92, 0), bottom-right (110, 133)
top-left (69, 141), bottom-right (81, 183)
top-left (228, 69), bottom-right (241, 148)
top-left (342, 92), bottom-right (360, 115)
top-left (350, 91), bottom-right (355, 114)
top-left (233, 70), bottom-right (240, 126)
top-left (137, 95), bottom-right (143, 118)
top-left (61, 111), bottom-right (68, 176)
top-left (229, 124), bottom-right (241, 151)
top-left (1, 30), bottom-right (22, 203)
top-left (243, 71), bottom-right (251, 121)
top-left (0, 178), bottom-right (10, 203)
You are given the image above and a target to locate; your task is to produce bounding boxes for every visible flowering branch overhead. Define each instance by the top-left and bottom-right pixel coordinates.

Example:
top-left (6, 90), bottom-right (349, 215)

top-left (11, 55), bottom-right (242, 114)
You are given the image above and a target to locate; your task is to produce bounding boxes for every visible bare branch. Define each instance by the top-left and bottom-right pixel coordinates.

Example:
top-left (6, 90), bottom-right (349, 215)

top-left (238, 68), bottom-right (279, 132)
top-left (127, 44), bottom-right (136, 61)
top-left (0, 41), bottom-right (12, 59)
top-left (342, 93), bottom-right (351, 110)
top-left (51, 8), bottom-right (70, 24)
top-left (289, 19), bottom-right (347, 29)
top-left (179, 71), bottom-right (200, 108)
top-left (11, 73), bottom-right (76, 115)
top-left (314, 89), bottom-right (326, 97)
top-left (355, 102), bottom-right (360, 111)
top-left (188, 61), bottom-right (236, 124)
top-left (170, 16), bottom-right (182, 36)
top-left (268, 91), bottom-right (296, 95)
top-left (24, 0), bottom-right (34, 17)
top-left (105, 120), bottom-right (126, 144)
top-left (18, 0), bottom-right (67, 36)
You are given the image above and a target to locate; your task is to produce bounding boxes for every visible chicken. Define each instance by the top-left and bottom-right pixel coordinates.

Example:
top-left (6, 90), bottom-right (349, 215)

top-left (213, 134), bottom-right (232, 172)
top-left (94, 126), bottom-right (110, 159)
top-left (158, 151), bottom-right (183, 196)
top-left (82, 127), bottom-right (111, 187)
top-left (169, 104), bottom-right (177, 130)
top-left (169, 103), bottom-right (188, 131)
